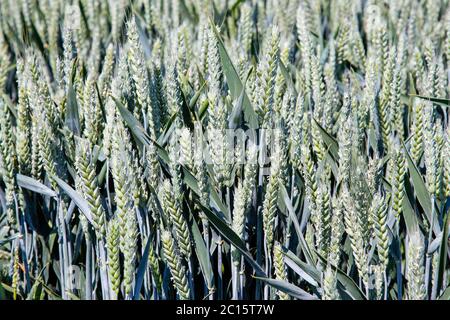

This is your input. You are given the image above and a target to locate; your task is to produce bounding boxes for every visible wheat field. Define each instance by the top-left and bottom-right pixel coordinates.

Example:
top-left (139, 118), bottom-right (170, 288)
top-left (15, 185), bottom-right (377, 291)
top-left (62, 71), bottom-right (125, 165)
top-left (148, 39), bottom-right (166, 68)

top-left (0, 0), bottom-right (449, 301)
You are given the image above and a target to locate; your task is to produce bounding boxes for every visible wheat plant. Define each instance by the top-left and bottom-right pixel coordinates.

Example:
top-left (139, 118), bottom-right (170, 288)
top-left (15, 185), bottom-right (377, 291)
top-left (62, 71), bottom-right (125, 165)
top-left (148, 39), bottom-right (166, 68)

top-left (0, 0), bottom-right (449, 301)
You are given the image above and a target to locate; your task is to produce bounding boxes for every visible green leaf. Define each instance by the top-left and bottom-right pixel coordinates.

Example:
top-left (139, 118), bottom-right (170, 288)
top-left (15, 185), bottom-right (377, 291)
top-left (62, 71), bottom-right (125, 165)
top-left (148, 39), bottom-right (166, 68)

top-left (134, 14), bottom-right (152, 58)
top-left (279, 61), bottom-right (297, 96)
top-left (77, 0), bottom-right (91, 38)
top-left (230, 0), bottom-right (246, 13)
top-left (180, 87), bottom-right (195, 131)
top-left (316, 252), bottom-right (366, 300)
top-left (66, 292), bottom-right (81, 300)
top-left (36, 279), bottom-right (62, 300)
top-left (435, 207), bottom-right (449, 297)
top-left (97, 161), bottom-right (108, 186)
top-left (227, 82), bottom-right (246, 129)
top-left (157, 112), bottom-right (177, 146)
top-left (196, 201), bottom-right (266, 277)
top-left (0, 282), bottom-right (5, 299)
top-left (0, 234), bottom-right (20, 246)
top-left (26, 279), bottom-right (43, 300)
top-left (65, 83), bottom-right (81, 136)
top-left (27, 17), bottom-right (46, 56)
top-left (408, 73), bottom-right (417, 95)
top-left (409, 94), bottom-right (450, 107)
top-left (189, 82), bottom-right (206, 109)
top-left (182, 156), bottom-right (228, 216)
top-left (209, 22), bottom-right (259, 128)
top-left (282, 248), bottom-right (320, 287)
top-left (228, 67), bottom-right (252, 130)
top-left (114, 97), bottom-right (189, 180)
top-left (402, 192), bottom-right (420, 236)
top-left (16, 174), bottom-right (57, 197)
top-left (198, 100), bottom-right (209, 119)
top-left (113, 95), bottom-right (233, 217)
top-left (0, 282), bottom-right (17, 296)
top-left (403, 143), bottom-right (440, 235)
top-left (113, 96), bottom-right (152, 147)
top-left (178, 0), bottom-right (196, 23)
top-left (188, 208), bottom-right (214, 290)
top-left (280, 185), bottom-right (315, 265)
top-left (253, 277), bottom-right (318, 300)
top-left (133, 235), bottom-right (152, 300)
top-left (439, 286), bottom-right (450, 300)
top-left (313, 118), bottom-right (339, 160)
top-left (52, 175), bottom-right (94, 225)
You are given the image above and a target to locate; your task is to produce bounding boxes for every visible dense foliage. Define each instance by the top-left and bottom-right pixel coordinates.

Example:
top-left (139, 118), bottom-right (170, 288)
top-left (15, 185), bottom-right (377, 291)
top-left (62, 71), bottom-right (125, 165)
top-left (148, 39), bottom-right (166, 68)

top-left (0, 0), bottom-right (449, 300)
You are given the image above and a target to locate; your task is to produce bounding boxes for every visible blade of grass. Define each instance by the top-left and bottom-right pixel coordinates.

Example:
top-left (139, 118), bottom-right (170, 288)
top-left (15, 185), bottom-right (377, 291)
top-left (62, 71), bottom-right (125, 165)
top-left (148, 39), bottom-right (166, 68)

top-left (16, 174), bottom-right (57, 198)
top-left (403, 143), bottom-right (440, 235)
top-left (209, 21), bottom-right (258, 128)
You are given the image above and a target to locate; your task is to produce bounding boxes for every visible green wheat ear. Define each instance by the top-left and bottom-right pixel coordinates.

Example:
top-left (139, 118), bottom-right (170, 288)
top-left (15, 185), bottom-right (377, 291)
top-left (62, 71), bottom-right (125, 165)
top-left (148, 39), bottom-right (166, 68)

top-left (75, 138), bottom-right (106, 239)
top-left (328, 196), bottom-right (344, 268)
top-left (163, 178), bottom-right (191, 262)
top-left (322, 266), bottom-right (339, 300)
top-left (262, 142), bottom-right (281, 253)
top-left (0, 100), bottom-right (18, 226)
top-left (123, 206), bottom-right (138, 298)
top-left (406, 235), bottom-right (426, 300)
top-left (273, 243), bottom-right (290, 300)
top-left (106, 218), bottom-right (121, 298)
top-left (343, 187), bottom-right (369, 288)
top-left (371, 192), bottom-right (389, 270)
top-left (161, 230), bottom-right (190, 300)
top-left (231, 184), bottom-right (246, 265)
top-left (443, 126), bottom-right (450, 198)
top-left (390, 141), bottom-right (406, 222)
top-left (16, 58), bottom-right (32, 177)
